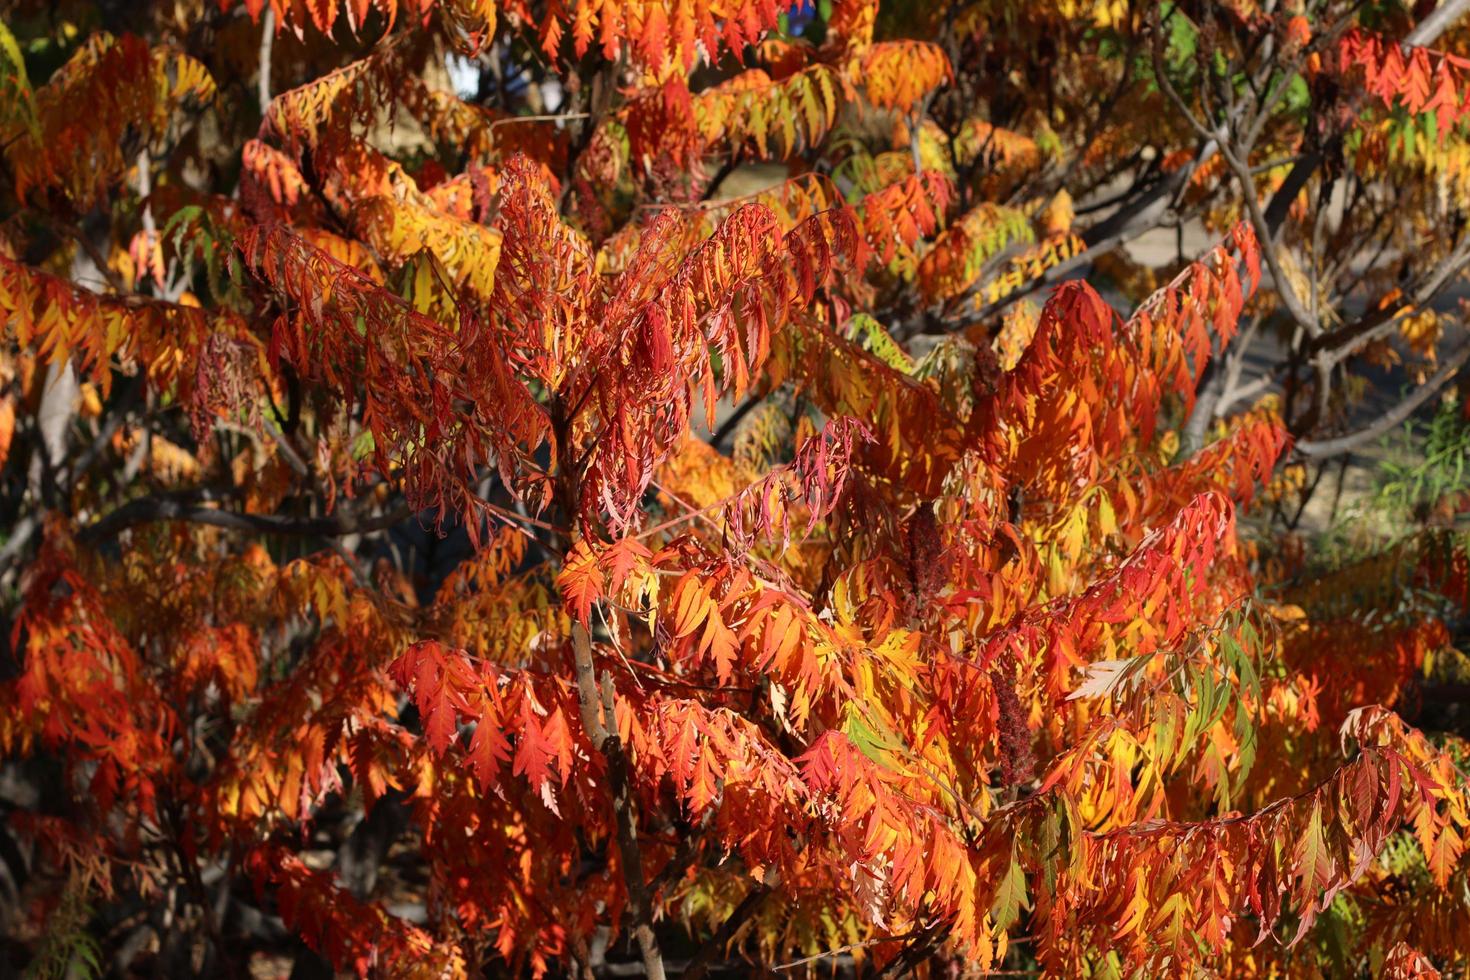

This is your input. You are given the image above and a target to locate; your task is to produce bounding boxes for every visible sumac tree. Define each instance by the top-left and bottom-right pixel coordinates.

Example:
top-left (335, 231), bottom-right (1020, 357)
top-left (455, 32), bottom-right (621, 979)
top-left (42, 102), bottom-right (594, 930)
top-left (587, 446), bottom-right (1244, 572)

top-left (0, 0), bottom-right (1469, 977)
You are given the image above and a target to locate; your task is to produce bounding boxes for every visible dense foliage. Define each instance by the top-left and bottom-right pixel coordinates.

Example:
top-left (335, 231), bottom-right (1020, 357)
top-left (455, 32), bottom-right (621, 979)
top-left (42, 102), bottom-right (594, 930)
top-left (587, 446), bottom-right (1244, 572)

top-left (1, 0), bottom-right (1470, 976)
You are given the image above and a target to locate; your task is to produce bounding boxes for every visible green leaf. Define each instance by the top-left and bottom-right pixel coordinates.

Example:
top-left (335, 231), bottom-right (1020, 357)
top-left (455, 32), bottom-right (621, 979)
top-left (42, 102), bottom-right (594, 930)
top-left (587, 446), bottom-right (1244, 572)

top-left (846, 313), bottom-right (914, 373)
top-left (0, 18), bottom-right (38, 141)
top-left (841, 704), bottom-right (888, 763)
top-left (990, 845), bottom-right (1031, 931)
top-left (351, 429), bottom-right (376, 461)
top-left (1166, 7), bottom-right (1197, 65)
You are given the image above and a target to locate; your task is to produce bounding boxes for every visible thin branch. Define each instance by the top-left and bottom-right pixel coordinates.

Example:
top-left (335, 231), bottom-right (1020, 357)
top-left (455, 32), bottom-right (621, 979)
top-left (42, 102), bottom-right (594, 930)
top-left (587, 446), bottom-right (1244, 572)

top-left (1295, 340), bottom-right (1470, 458)
top-left (489, 111), bottom-right (590, 130)
top-left (772, 932), bottom-right (921, 972)
top-left (136, 149), bottom-right (157, 237)
top-left (636, 478), bottom-right (728, 541)
top-left (1149, 5), bottom-right (1216, 143)
top-left (1309, 231), bottom-right (1470, 365)
top-left (941, 226), bottom-right (1131, 328)
top-left (1072, 145), bottom-right (1201, 249)
top-left (260, 415), bottom-right (311, 479)
top-left (1215, 371), bottom-right (1279, 417)
top-left (479, 497), bottom-right (563, 534)
top-left (66, 373), bottom-right (144, 491)
top-left (61, 221), bottom-right (127, 294)
top-left (0, 514), bottom-right (41, 584)
top-left (1041, 43), bottom-right (1136, 204)
top-left (79, 489), bottom-right (413, 545)
top-left (1149, 6), bottom-right (1317, 333)
top-left (644, 810), bottom-right (714, 901)
top-left (698, 157), bottom-right (740, 203)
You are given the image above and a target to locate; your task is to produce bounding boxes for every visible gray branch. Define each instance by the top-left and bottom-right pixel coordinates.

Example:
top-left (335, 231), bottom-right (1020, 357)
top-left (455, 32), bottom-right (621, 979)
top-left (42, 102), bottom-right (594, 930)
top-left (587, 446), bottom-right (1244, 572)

top-left (1295, 341), bottom-right (1470, 458)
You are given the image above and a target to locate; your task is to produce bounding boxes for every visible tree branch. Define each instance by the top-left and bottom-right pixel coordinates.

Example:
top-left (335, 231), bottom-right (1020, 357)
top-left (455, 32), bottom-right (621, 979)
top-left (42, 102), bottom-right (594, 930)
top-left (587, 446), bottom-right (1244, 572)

top-left (1148, 5), bottom-right (1318, 333)
top-left (1295, 340), bottom-right (1470, 458)
top-left (571, 624), bottom-right (667, 980)
top-left (1307, 231), bottom-right (1470, 364)
top-left (79, 489), bottom-right (413, 545)
top-left (680, 883), bottom-right (770, 980)
top-left (1406, 0), bottom-right (1470, 45)
top-left (710, 393), bottom-right (763, 447)
top-left (1263, 0), bottom-right (1470, 240)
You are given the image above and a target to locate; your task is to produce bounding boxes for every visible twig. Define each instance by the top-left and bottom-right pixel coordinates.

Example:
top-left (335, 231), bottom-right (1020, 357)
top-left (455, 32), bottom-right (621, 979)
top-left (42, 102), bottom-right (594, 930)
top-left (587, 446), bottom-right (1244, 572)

top-left (488, 111), bottom-right (591, 130)
top-left (66, 373), bottom-right (144, 491)
top-left (1295, 340), bottom-right (1470, 458)
top-left (772, 932), bottom-right (920, 971)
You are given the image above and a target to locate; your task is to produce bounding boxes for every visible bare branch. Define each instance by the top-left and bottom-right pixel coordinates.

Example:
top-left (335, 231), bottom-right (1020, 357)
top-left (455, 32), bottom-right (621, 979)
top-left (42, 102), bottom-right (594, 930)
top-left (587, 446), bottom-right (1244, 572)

top-left (1216, 371), bottom-right (1279, 417)
top-left (1295, 340), bottom-right (1470, 457)
top-left (1406, 0), bottom-right (1470, 45)
top-left (1309, 232), bottom-right (1470, 365)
